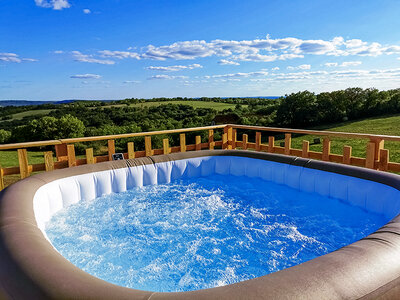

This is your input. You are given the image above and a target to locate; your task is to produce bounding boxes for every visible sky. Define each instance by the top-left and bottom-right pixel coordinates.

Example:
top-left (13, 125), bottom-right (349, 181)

top-left (1, 0), bottom-right (400, 100)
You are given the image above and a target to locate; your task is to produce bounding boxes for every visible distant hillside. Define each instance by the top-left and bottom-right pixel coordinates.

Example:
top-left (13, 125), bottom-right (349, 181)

top-left (0, 100), bottom-right (76, 107)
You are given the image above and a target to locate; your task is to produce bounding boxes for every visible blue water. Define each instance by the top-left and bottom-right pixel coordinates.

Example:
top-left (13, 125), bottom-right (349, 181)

top-left (45, 175), bottom-right (386, 292)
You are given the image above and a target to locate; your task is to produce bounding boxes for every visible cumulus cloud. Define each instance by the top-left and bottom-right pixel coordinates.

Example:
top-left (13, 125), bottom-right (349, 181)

top-left (287, 64), bottom-right (311, 70)
top-left (72, 51), bottom-right (115, 65)
top-left (70, 74), bottom-right (101, 79)
top-left (146, 63), bottom-right (202, 72)
top-left (218, 59), bottom-right (240, 65)
top-left (123, 80), bottom-right (141, 84)
top-left (271, 67), bottom-right (280, 71)
top-left (83, 9), bottom-right (91, 14)
top-left (35, 0), bottom-right (70, 10)
top-left (148, 75), bottom-right (188, 80)
top-left (99, 50), bottom-right (141, 60)
top-left (0, 53), bottom-right (37, 63)
top-left (325, 62), bottom-right (338, 67)
top-left (205, 70), bottom-right (268, 79)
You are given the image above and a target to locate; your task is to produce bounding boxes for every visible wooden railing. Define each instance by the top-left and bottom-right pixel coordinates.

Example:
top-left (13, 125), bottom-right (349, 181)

top-left (0, 124), bottom-right (399, 190)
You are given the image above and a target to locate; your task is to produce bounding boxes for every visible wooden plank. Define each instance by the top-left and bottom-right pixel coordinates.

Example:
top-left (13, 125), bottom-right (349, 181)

top-left (224, 126), bottom-right (233, 150)
top-left (302, 140), bottom-right (309, 158)
top-left (222, 133), bottom-right (228, 150)
top-left (145, 136), bottom-right (152, 156)
top-left (308, 151), bottom-right (323, 160)
top-left (208, 129), bottom-right (214, 150)
top-left (195, 136), bottom-right (201, 151)
top-left (180, 133), bottom-right (186, 152)
top-left (388, 162), bottom-right (400, 173)
top-left (329, 154), bottom-right (343, 163)
top-left (0, 168), bottom-right (4, 190)
top-left (44, 151), bottom-right (54, 171)
top-left (365, 142), bottom-right (375, 169)
top-left (242, 134), bottom-right (248, 150)
top-left (127, 142), bottom-right (135, 159)
top-left (322, 138), bottom-right (331, 161)
top-left (163, 139), bottom-right (170, 154)
top-left (55, 143), bottom-right (68, 161)
top-left (86, 148), bottom-right (95, 164)
top-left (17, 149), bottom-right (30, 179)
top-left (67, 144), bottom-right (76, 167)
top-left (170, 146), bottom-right (181, 153)
top-left (268, 136), bottom-right (275, 153)
top-left (284, 133), bottom-right (291, 155)
top-left (108, 139), bottom-right (115, 161)
top-left (255, 132), bottom-right (261, 151)
top-left (379, 149), bottom-right (389, 171)
top-left (343, 146), bottom-right (352, 164)
top-left (372, 138), bottom-right (385, 161)
top-left (232, 129), bottom-right (237, 149)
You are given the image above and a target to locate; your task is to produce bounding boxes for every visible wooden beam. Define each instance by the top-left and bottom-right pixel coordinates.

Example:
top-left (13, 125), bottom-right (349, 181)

top-left (145, 136), bottom-right (152, 156)
top-left (372, 138), bottom-right (384, 162)
top-left (302, 140), bottom-right (309, 158)
top-left (163, 138), bottom-right (170, 154)
top-left (365, 141), bottom-right (375, 169)
top-left (379, 149), bottom-right (389, 171)
top-left (242, 134), bottom-right (248, 150)
top-left (255, 132), bottom-right (261, 151)
top-left (67, 144), bottom-right (76, 167)
top-left (44, 151), bottom-right (54, 171)
top-left (127, 142), bottom-right (135, 159)
top-left (232, 129), bottom-right (237, 149)
top-left (343, 146), bottom-right (352, 164)
top-left (180, 133), bottom-right (186, 152)
top-left (284, 133), bottom-right (291, 155)
top-left (108, 139), bottom-right (115, 161)
top-left (195, 136), bottom-right (201, 151)
top-left (208, 129), bottom-right (214, 150)
top-left (0, 168), bottom-right (4, 190)
top-left (17, 149), bottom-right (29, 179)
top-left (85, 148), bottom-right (95, 164)
top-left (268, 136), bottom-right (275, 153)
top-left (322, 138), bottom-right (331, 161)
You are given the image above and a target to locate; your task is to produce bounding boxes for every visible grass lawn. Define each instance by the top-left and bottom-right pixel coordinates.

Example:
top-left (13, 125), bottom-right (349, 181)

top-left (2, 109), bottom-right (54, 121)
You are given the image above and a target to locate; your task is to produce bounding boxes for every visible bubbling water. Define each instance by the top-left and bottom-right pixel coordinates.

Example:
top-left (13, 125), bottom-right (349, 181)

top-left (45, 174), bottom-right (386, 292)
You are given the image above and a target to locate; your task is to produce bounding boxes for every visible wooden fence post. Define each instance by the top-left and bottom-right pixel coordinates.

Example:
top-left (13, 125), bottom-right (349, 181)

top-left (255, 132), bottom-right (261, 151)
top-left (127, 142), bottom-right (135, 159)
top-left (232, 129), bottom-right (237, 149)
top-left (374, 138), bottom-right (384, 162)
top-left (322, 138), bottom-right (331, 161)
top-left (343, 146), bottom-right (352, 164)
top-left (67, 144), bottom-right (76, 167)
top-left (0, 168), bottom-right (4, 190)
top-left (302, 140), bottom-right (309, 158)
top-left (208, 130), bottom-right (214, 150)
top-left (55, 143), bottom-right (68, 161)
top-left (86, 148), bottom-right (95, 164)
top-left (366, 141), bottom-right (375, 169)
top-left (180, 133), bottom-right (186, 152)
top-left (195, 136), bottom-right (202, 151)
top-left (17, 149), bottom-right (30, 179)
top-left (268, 136), bottom-right (275, 153)
top-left (108, 139), bottom-right (115, 161)
top-left (222, 133), bottom-right (228, 149)
top-left (163, 138), bottom-right (170, 154)
top-left (379, 149), bottom-right (389, 171)
top-left (224, 126), bottom-right (233, 150)
top-left (284, 133), bottom-right (291, 155)
top-left (44, 151), bottom-right (54, 171)
top-left (242, 134), bottom-right (248, 150)
top-left (145, 136), bottom-right (152, 156)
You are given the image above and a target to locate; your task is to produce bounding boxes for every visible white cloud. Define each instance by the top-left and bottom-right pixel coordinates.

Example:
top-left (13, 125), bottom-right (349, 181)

top-left (324, 62), bottom-right (338, 67)
top-left (99, 50), bottom-right (141, 60)
top-left (218, 59), bottom-right (240, 65)
top-left (72, 51), bottom-right (115, 65)
top-left (287, 64), bottom-right (311, 70)
top-left (148, 75), bottom-right (188, 80)
top-left (83, 9), bottom-right (91, 14)
top-left (271, 67), bottom-right (280, 71)
top-left (54, 50), bottom-right (64, 54)
top-left (340, 61), bottom-right (362, 67)
top-left (123, 80), bottom-right (141, 84)
top-left (146, 63), bottom-right (202, 72)
top-left (206, 70), bottom-right (268, 79)
top-left (70, 74), bottom-right (101, 79)
top-left (0, 53), bottom-right (37, 63)
top-left (35, 0), bottom-right (70, 10)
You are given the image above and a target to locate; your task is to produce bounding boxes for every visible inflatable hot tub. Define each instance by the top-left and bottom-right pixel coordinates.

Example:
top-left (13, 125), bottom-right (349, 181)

top-left (2, 150), bottom-right (400, 299)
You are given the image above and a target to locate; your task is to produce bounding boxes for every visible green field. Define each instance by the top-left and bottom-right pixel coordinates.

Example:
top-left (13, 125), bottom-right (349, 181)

top-left (3, 109), bottom-right (54, 121)
top-left (104, 100), bottom-right (241, 111)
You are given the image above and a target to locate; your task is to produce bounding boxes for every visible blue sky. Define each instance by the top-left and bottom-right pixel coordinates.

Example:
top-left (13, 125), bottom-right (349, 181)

top-left (1, 0), bottom-right (400, 100)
